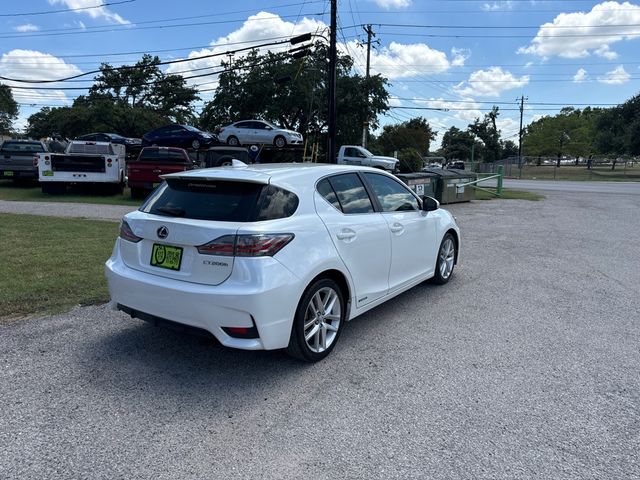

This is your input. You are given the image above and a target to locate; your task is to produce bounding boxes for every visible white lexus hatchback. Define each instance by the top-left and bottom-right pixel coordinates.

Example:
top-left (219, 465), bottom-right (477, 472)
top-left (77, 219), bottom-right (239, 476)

top-left (105, 163), bottom-right (460, 361)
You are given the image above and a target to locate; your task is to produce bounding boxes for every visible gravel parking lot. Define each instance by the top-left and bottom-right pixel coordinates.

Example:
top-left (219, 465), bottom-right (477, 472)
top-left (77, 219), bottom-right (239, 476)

top-left (1, 191), bottom-right (639, 479)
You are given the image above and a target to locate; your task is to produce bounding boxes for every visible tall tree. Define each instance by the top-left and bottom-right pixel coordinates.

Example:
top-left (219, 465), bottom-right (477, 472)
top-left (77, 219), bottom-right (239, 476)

top-left (0, 84), bottom-right (19, 134)
top-left (377, 117), bottom-right (436, 156)
top-left (469, 106), bottom-right (502, 162)
top-left (199, 43), bottom-right (389, 148)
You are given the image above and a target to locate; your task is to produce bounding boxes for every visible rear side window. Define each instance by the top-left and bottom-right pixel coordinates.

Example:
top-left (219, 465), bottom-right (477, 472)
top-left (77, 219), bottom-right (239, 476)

top-left (255, 185), bottom-right (299, 221)
top-left (142, 180), bottom-right (297, 222)
top-left (138, 149), bottom-right (189, 163)
top-left (326, 173), bottom-right (374, 214)
top-left (316, 178), bottom-right (341, 210)
top-left (1, 142), bottom-right (44, 153)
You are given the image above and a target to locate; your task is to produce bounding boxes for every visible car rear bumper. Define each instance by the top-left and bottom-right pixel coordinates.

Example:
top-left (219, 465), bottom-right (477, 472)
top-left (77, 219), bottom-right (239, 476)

top-left (105, 243), bottom-right (302, 350)
top-left (0, 167), bottom-right (38, 179)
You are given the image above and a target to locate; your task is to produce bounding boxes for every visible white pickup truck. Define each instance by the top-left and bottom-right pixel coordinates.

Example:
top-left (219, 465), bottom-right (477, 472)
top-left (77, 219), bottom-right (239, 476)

top-left (37, 140), bottom-right (126, 194)
top-left (336, 145), bottom-right (399, 172)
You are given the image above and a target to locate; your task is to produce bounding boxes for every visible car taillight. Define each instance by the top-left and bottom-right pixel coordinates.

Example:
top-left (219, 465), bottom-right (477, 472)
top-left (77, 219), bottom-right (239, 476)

top-left (33, 156), bottom-right (38, 167)
top-left (119, 220), bottom-right (142, 243)
top-left (197, 234), bottom-right (294, 257)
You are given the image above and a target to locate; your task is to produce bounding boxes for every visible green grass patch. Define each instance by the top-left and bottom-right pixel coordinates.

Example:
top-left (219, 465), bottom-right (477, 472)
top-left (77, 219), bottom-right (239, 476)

top-left (0, 213), bottom-right (118, 320)
top-left (0, 180), bottom-right (141, 206)
top-left (474, 188), bottom-right (544, 201)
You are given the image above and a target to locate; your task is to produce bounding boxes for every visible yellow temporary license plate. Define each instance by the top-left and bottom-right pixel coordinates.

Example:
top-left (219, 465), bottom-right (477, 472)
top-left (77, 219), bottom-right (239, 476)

top-left (150, 243), bottom-right (183, 271)
top-left (43, 171), bottom-right (54, 176)
top-left (3, 171), bottom-right (13, 177)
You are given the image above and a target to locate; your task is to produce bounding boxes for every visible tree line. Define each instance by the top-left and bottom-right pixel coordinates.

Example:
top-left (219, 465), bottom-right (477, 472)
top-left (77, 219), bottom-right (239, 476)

top-left (0, 46), bottom-right (638, 166)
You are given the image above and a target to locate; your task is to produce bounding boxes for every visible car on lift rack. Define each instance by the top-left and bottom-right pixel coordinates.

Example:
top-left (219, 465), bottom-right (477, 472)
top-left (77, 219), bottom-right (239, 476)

top-left (106, 163), bottom-right (460, 362)
top-left (142, 124), bottom-right (218, 150)
top-left (217, 120), bottom-right (303, 148)
top-left (75, 132), bottom-right (142, 157)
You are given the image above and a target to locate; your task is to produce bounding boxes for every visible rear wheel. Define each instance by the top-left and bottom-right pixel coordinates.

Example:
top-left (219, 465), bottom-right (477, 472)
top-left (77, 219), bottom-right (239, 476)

top-left (431, 233), bottom-right (456, 285)
top-left (227, 136), bottom-right (240, 147)
top-left (286, 278), bottom-right (345, 362)
top-left (191, 139), bottom-right (201, 150)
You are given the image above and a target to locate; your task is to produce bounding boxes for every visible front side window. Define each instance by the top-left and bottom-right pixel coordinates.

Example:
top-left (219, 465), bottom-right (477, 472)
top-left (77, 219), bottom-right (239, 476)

top-left (327, 173), bottom-right (374, 214)
top-left (363, 173), bottom-right (419, 212)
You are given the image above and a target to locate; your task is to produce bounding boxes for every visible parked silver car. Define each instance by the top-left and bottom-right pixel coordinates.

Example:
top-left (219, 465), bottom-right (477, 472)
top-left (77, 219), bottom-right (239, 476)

top-left (217, 120), bottom-right (303, 148)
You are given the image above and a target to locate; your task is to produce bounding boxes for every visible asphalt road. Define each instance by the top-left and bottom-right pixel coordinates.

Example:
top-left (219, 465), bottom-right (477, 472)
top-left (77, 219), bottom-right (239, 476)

top-left (0, 200), bottom-right (135, 221)
top-left (1, 191), bottom-right (639, 479)
top-left (501, 179), bottom-right (640, 195)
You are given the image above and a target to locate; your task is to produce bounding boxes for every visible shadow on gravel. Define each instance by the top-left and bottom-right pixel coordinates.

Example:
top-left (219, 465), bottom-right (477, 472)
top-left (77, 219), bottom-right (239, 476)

top-left (81, 279), bottom-right (448, 410)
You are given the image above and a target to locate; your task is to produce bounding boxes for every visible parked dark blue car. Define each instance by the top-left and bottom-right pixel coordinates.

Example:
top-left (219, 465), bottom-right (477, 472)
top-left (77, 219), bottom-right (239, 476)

top-left (75, 132), bottom-right (142, 156)
top-left (141, 125), bottom-right (218, 150)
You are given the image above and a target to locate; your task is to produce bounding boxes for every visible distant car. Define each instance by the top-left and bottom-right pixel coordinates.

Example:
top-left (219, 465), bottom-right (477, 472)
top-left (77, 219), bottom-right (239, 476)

top-left (142, 125), bottom-right (218, 150)
top-left (105, 164), bottom-right (460, 361)
top-left (446, 161), bottom-right (465, 170)
top-left (127, 147), bottom-right (195, 199)
top-left (0, 139), bottom-right (48, 180)
top-left (201, 146), bottom-right (250, 168)
top-left (218, 120), bottom-right (303, 148)
top-left (75, 133), bottom-right (141, 156)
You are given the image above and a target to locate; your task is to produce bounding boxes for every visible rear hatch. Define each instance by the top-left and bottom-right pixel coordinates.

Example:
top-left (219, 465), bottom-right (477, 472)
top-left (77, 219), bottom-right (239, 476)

top-left (119, 177), bottom-right (268, 285)
top-left (0, 142), bottom-right (44, 171)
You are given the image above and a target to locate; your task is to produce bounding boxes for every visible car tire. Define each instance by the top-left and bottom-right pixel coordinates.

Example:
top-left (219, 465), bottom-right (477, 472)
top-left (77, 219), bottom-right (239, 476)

top-left (286, 278), bottom-right (345, 362)
top-left (191, 139), bottom-right (201, 150)
top-left (217, 155), bottom-right (233, 167)
top-left (274, 135), bottom-right (286, 148)
top-left (431, 233), bottom-right (456, 285)
top-left (227, 136), bottom-right (240, 147)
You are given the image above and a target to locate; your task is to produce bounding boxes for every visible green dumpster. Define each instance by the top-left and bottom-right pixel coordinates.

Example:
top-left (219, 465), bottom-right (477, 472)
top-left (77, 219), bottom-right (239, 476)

top-left (396, 172), bottom-right (438, 198)
top-left (422, 168), bottom-right (477, 204)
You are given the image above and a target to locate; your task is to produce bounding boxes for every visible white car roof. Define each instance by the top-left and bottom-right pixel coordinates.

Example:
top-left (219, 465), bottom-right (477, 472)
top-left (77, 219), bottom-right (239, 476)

top-left (163, 162), bottom-right (385, 185)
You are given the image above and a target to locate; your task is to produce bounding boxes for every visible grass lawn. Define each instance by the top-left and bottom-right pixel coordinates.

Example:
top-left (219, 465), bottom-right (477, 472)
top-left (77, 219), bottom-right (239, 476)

top-left (0, 213), bottom-right (118, 321)
top-left (474, 188), bottom-right (544, 201)
top-left (0, 180), bottom-right (141, 206)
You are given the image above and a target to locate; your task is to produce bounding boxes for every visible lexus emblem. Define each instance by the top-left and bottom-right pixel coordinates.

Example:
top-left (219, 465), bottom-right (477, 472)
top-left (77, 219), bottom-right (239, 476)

top-left (157, 226), bottom-right (169, 239)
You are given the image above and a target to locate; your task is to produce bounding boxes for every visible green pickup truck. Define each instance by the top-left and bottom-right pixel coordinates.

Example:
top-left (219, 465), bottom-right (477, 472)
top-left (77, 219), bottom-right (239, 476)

top-left (0, 140), bottom-right (48, 180)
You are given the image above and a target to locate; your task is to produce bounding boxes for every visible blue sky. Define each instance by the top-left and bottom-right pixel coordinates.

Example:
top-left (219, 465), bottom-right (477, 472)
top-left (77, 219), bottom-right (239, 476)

top-left (1, 0), bottom-right (639, 146)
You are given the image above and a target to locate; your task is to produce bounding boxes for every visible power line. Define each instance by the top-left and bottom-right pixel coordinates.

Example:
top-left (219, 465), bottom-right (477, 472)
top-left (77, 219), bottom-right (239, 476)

top-left (0, 34), bottom-right (319, 84)
top-left (0, 12), bottom-right (326, 40)
top-left (349, 22), bottom-right (640, 29)
top-left (391, 98), bottom-right (621, 106)
top-left (0, 0), bottom-right (135, 17)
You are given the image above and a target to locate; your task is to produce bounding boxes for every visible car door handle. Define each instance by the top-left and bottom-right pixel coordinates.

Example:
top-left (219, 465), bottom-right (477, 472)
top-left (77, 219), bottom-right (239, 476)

top-left (336, 229), bottom-right (356, 241)
top-left (389, 223), bottom-right (404, 234)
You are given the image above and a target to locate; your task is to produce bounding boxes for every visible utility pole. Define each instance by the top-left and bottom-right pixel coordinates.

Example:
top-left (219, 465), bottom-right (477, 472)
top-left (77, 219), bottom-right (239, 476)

top-left (362, 24), bottom-right (375, 148)
top-left (327, 0), bottom-right (338, 163)
top-left (517, 95), bottom-right (527, 178)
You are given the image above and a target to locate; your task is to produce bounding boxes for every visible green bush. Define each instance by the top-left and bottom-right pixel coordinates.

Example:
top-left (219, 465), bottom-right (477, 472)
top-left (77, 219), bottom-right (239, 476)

top-left (397, 148), bottom-right (424, 173)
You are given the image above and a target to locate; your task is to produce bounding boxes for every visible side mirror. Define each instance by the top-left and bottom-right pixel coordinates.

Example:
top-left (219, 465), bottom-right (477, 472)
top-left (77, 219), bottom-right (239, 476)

top-left (421, 196), bottom-right (439, 212)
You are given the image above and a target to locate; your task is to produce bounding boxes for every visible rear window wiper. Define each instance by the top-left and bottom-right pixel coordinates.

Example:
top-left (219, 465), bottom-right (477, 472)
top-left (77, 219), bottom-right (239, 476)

top-left (155, 206), bottom-right (186, 217)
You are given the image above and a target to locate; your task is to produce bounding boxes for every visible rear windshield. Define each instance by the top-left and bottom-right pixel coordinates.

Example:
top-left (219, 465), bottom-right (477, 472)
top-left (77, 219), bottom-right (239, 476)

top-left (141, 179), bottom-right (298, 222)
top-left (138, 149), bottom-right (189, 163)
top-left (1, 142), bottom-right (44, 153)
top-left (68, 143), bottom-right (113, 154)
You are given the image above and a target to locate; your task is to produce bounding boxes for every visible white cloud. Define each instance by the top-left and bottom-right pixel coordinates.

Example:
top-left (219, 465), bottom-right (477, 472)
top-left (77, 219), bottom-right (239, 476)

top-left (366, 41), bottom-right (452, 79)
top-left (0, 50), bottom-right (81, 106)
top-left (518, 1), bottom-right (640, 58)
top-left (387, 96), bottom-right (402, 107)
top-left (597, 65), bottom-right (630, 84)
top-left (453, 67), bottom-right (529, 97)
top-left (594, 44), bottom-right (618, 59)
top-left (450, 47), bottom-right (470, 67)
top-left (573, 68), bottom-right (588, 82)
top-left (48, 0), bottom-right (130, 25)
top-left (14, 24), bottom-right (39, 32)
top-left (497, 117), bottom-right (518, 135)
top-left (374, 0), bottom-right (411, 9)
top-left (482, 1), bottom-right (513, 11)
top-left (166, 12), bottom-right (327, 90)
top-left (412, 97), bottom-right (483, 121)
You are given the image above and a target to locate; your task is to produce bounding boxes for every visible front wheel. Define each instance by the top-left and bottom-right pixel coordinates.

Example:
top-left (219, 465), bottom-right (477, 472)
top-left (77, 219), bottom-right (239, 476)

top-left (191, 139), bottom-right (201, 150)
top-left (227, 136), bottom-right (240, 147)
top-left (286, 278), bottom-right (345, 362)
top-left (274, 135), bottom-right (286, 148)
top-left (431, 233), bottom-right (456, 285)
